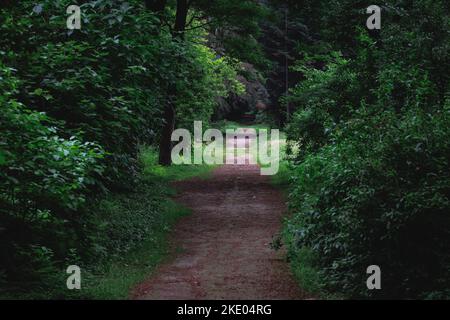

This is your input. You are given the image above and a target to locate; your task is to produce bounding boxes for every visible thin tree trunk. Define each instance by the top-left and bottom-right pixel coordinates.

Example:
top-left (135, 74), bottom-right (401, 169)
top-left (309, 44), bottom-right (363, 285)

top-left (173, 0), bottom-right (189, 39)
top-left (158, 0), bottom-right (189, 165)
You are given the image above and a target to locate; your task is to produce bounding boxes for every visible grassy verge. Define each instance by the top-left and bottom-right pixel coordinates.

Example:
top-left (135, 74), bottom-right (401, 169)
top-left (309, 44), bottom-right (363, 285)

top-left (212, 120), bottom-right (277, 132)
top-left (70, 148), bottom-right (214, 300)
top-left (80, 200), bottom-right (190, 299)
top-left (271, 161), bottom-right (326, 299)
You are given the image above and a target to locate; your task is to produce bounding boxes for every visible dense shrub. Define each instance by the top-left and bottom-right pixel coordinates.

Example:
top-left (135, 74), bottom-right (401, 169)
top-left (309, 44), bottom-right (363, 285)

top-left (284, 0), bottom-right (450, 299)
top-left (0, 0), bottom-right (240, 184)
top-left (0, 63), bottom-right (105, 292)
top-left (0, 0), bottom-right (242, 297)
top-left (286, 107), bottom-right (450, 298)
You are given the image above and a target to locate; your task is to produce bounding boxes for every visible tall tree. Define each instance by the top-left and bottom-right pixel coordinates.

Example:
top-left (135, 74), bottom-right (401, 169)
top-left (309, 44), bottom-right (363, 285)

top-left (158, 0), bottom-right (189, 165)
top-left (145, 0), bottom-right (267, 165)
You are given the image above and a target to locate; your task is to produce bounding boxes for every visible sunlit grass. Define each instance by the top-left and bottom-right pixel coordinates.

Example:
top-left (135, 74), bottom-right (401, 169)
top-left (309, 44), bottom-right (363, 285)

top-left (140, 146), bottom-right (215, 181)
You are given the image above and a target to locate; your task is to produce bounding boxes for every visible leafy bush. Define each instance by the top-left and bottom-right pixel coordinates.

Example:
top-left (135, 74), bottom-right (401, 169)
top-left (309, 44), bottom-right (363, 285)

top-left (285, 51), bottom-right (357, 159)
top-left (1, 0), bottom-right (167, 186)
top-left (1, 0), bottom-right (241, 184)
top-left (0, 0), bottom-right (241, 298)
top-left (286, 107), bottom-right (450, 298)
top-left (0, 63), bottom-right (104, 293)
top-left (284, 0), bottom-right (450, 299)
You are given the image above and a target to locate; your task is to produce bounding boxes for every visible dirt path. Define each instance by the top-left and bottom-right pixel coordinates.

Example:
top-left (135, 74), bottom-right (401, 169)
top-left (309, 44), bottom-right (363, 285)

top-left (132, 134), bottom-right (306, 300)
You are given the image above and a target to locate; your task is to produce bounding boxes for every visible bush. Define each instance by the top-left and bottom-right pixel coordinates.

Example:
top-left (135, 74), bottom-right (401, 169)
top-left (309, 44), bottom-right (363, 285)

top-left (0, 64), bottom-right (104, 293)
top-left (285, 107), bottom-right (450, 298)
top-left (0, 0), bottom-right (240, 297)
top-left (283, 0), bottom-right (450, 299)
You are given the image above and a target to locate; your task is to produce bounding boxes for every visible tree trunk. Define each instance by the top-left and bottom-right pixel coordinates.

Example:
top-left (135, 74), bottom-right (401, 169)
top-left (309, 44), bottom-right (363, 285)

top-left (173, 0), bottom-right (189, 39)
top-left (158, 0), bottom-right (189, 165)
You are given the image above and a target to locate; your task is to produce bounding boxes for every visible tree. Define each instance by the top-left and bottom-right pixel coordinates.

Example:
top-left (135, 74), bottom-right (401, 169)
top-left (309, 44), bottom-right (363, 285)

top-left (144, 0), bottom-right (268, 165)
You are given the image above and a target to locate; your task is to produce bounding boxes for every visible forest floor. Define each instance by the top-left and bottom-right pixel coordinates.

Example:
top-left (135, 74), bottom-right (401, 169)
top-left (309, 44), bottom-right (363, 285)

top-left (131, 132), bottom-right (308, 300)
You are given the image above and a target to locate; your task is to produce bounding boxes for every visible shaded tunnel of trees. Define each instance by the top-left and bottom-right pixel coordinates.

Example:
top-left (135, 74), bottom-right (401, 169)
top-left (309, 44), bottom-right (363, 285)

top-left (0, 0), bottom-right (449, 299)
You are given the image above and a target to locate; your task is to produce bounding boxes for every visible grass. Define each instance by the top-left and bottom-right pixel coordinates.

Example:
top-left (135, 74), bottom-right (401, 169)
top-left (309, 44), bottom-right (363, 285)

top-left (269, 154), bottom-right (327, 298)
top-left (273, 168), bottom-right (333, 299)
top-left (289, 247), bottom-right (325, 296)
top-left (287, 246), bottom-right (344, 300)
top-left (80, 200), bottom-right (190, 299)
top-left (140, 146), bottom-right (214, 182)
top-left (69, 147), bottom-right (215, 300)
top-left (212, 120), bottom-right (277, 132)
top-left (270, 160), bottom-right (291, 189)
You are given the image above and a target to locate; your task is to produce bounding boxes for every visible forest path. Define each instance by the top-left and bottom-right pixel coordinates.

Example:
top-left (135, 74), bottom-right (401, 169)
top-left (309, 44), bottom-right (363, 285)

top-left (132, 133), bottom-right (306, 300)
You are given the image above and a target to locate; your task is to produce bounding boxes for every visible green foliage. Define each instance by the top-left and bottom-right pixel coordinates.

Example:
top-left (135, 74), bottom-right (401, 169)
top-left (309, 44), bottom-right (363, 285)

top-left (192, 0), bottom-right (271, 68)
top-left (0, 63), bottom-right (105, 297)
top-left (1, 0), bottom-right (242, 181)
top-left (0, 0), bottom-right (239, 298)
top-left (175, 43), bottom-right (243, 130)
top-left (285, 51), bottom-right (357, 158)
top-left (286, 108), bottom-right (450, 298)
top-left (2, 0), bottom-right (170, 185)
top-left (284, 0), bottom-right (450, 299)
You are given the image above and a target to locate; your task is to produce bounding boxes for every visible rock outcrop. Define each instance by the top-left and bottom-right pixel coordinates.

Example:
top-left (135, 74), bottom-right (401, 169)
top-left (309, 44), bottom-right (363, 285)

top-left (214, 62), bottom-right (270, 121)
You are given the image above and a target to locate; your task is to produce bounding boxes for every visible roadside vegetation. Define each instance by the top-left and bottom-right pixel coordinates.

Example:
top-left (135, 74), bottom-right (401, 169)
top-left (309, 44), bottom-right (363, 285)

top-left (0, 0), bottom-right (255, 299)
top-left (1, 0), bottom-right (449, 300)
top-left (279, 0), bottom-right (450, 299)
top-left (1, 147), bottom-right (212, 299)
